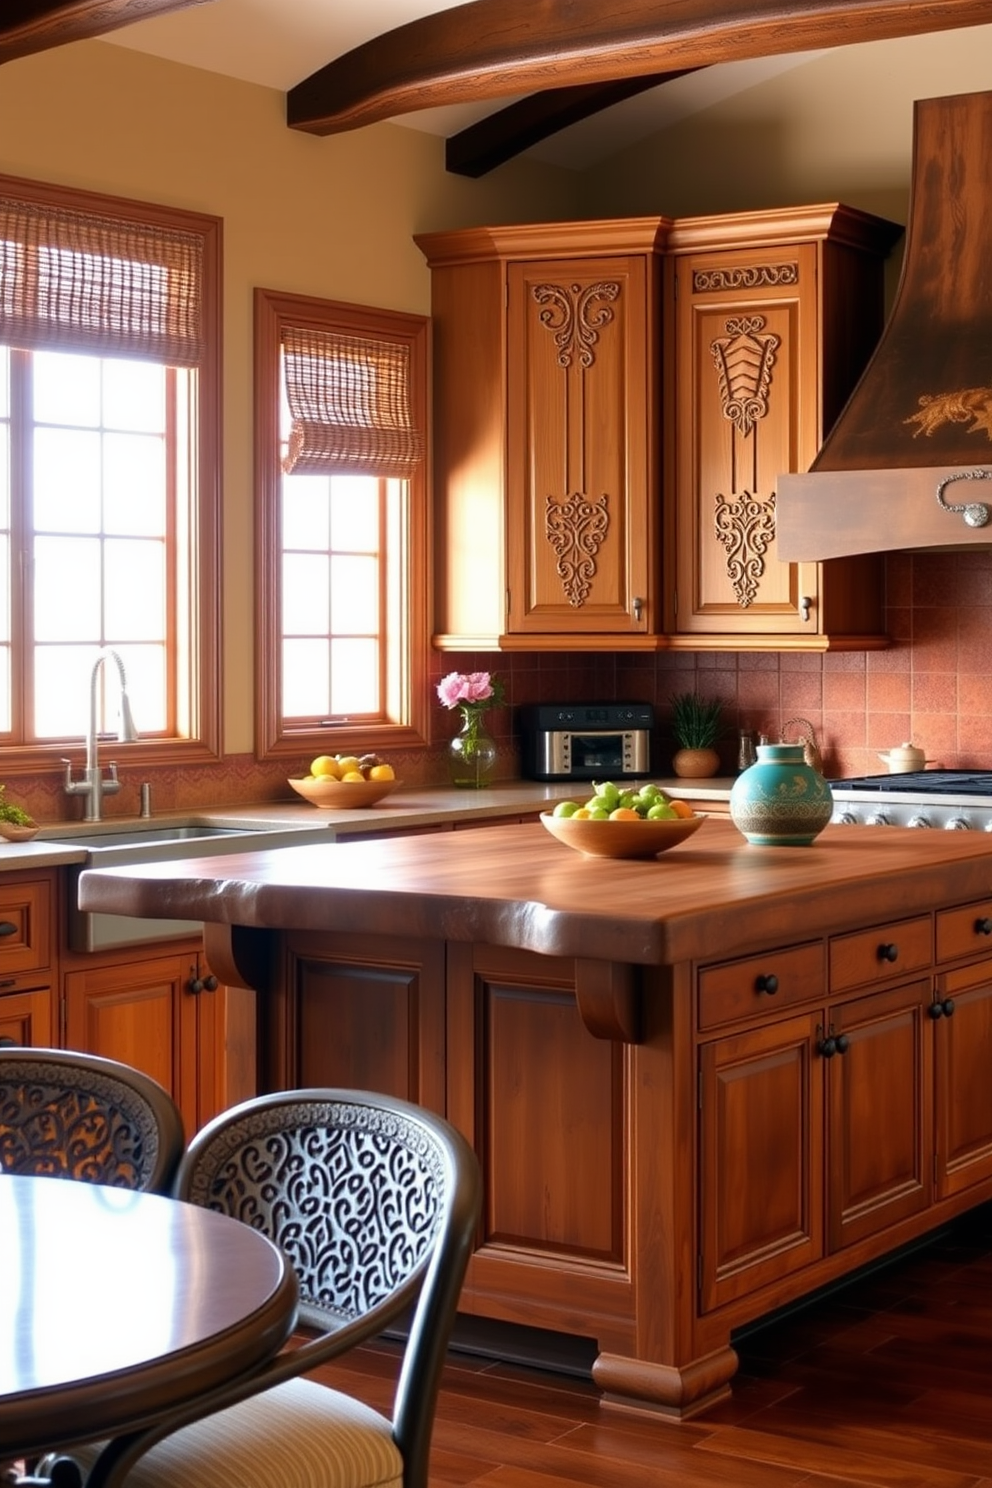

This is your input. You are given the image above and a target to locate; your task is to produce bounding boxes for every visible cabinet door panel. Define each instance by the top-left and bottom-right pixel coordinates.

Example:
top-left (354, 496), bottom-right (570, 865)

top-left (507, 256), bottom-right (651, 636)
top-left (699, 1011), bottom-right (824, 1312)
top-left (673, 246), bottom-right (817, 636)
top-left (283, 932), bottom-right (446, 1115)
top-left (934, 962), bottom-right (992, 1199)
top-left (64, 954), bottom-right (196, 1129)
top-left (827, 981), bottom-right (931, 1251)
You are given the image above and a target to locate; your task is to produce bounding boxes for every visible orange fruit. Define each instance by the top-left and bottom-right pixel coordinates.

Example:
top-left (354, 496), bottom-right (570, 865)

top-left (610, 807), bottom-right (642, 821)
top-left (669, 799), bottom-right (695, 819)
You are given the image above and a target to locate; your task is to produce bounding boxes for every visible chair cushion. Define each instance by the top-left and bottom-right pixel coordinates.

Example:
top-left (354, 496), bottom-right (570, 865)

top-left (75, 1377), bottom-right (404, 1488)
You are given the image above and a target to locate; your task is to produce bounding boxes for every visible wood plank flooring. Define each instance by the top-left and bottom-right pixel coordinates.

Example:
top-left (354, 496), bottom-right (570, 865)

top-left (312, 1201), bottom-right (992, 1486)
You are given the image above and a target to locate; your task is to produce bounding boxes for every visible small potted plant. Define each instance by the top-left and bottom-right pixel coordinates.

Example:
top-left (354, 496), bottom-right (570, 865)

top-left (0, 783), bottom-right (38, 841)
top-left (669, 692), bottom-right (723, 779)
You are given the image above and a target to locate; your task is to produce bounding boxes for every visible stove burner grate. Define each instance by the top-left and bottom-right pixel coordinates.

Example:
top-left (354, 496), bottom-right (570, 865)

top-left (830, 770), bottom-right (992, 797)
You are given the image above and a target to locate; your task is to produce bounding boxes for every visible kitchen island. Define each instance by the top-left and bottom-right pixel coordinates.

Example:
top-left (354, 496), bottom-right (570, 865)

top-left (78, 817), bottom-right (992, 1418)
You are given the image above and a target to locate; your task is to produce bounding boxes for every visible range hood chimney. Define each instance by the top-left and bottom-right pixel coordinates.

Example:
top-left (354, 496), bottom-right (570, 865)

top-left (778, 89), bottom-right (992, 561)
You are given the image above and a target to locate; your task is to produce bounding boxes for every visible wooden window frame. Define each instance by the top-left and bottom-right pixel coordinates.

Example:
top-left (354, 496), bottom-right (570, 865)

top-left (0, 173), bottom-right (222, 770)
top-left (253, 288), bottom-right (430, 763)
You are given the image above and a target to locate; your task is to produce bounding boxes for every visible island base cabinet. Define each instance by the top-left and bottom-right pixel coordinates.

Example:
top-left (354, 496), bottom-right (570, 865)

top-left (827, 980), bottom-right (931, 1250)
top-left (699, 1011), bottom-right (824, 1314)
top-left (275, 932), bottom-right (447, 1115)
top-left (934, 961), bottom-right (992, 1199)
top-left (446, 942), bottom-right (636, 1342)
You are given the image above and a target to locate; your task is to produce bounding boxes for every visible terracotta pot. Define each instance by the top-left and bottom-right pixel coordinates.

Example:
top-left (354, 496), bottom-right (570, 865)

top-left (672, 747), bottom-right (720, 779)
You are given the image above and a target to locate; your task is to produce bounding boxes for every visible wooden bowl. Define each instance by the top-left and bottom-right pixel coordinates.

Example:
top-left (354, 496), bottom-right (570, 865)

top-left (539, 810), bottom-right (704, 859)
top-left (0, 822), bottom-right (39, 841)
top-left (288, 776), bottom-right (400, 809)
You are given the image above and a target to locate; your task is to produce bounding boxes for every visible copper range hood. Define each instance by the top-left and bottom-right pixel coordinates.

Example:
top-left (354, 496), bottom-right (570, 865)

top-left (778, 89), bottom-right (992, 561)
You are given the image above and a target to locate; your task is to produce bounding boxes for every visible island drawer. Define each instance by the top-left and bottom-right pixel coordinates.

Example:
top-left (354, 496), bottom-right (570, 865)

top-left (829, 915), bottom-right (931, 993)
top-left (697, 941), bottom-right (825, 1031)
top-left (0, 878), bottom-right (53, 976)
top-left (935, 900), bottom-right (992, 964)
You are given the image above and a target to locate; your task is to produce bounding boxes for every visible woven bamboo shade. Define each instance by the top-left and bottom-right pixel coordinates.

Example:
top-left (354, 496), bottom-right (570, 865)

top-left (0, 194), bottom-right (203, 366)
top-left (282, 324), bottom-right (423, 477)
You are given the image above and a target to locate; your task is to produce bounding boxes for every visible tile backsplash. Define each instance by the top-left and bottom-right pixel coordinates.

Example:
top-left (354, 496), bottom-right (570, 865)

top-left (7, 548), bottom-right (991, 824)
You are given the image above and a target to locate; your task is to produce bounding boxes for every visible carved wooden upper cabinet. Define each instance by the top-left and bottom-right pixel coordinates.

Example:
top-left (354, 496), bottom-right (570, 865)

top-left (664, 205), bottom-right (902, 650)
top-left (415, 220), bottom-right (668, 651)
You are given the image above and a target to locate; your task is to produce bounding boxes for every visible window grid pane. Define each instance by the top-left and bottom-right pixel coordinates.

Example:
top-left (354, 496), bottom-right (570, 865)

top-left (279, 467), bottom-right (388, 725)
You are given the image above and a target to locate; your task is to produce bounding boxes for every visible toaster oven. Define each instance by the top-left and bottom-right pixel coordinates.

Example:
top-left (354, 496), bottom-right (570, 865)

top-left (520, 702), bottom-right (654, 782)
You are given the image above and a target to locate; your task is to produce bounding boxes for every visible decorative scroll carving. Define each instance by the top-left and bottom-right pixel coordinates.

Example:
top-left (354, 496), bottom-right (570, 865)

top-left (714, 490), bottom-right (777, 608)
top-left (710, 315), bottom-right (781, 439)
top-left (693, 262), bottom-right (799, 292)
top-left (532, 280), bottom-right (620, 367)
top-left (545, 492), bottom-right (609, 606)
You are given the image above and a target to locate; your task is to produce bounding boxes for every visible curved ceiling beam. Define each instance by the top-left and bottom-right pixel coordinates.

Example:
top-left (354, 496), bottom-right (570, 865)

top-left (288, 0), bottom-right (992, 136)
top-left (445, 70), bottom-right (701, 177)
top-left (0, 0), bottom-right (210, 67)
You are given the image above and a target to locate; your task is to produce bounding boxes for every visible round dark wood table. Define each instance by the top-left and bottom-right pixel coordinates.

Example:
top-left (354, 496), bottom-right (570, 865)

top-left (0, 1173), bottom-right (298, 1461)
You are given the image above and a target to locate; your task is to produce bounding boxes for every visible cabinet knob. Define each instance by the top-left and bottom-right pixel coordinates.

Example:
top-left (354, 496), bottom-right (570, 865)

top-left (0, 1034), bottom-right (18, 1047)
top-left (942, 997), bottom-right (956, 1017)
top-left (928, 1000), bottom-right (945, 1020)
top-left (817, 1033), bottom-right (837, 1058)
top-left (975, 917), bottom-right (992, 936)
top-left (631, 596), bottom-right (643, 623)
top-left (877, 942), bottom-right (899, 963)
top-left (834, 1033), bottom-right (850, 1055)
top-left (0, 921), bottom-right (17, 938)
top-left (754, 973), bottom-right (779, 995)
top-left (203, 974), bottom-right (219, 992)
top-left (188, 976), bottom-right (204, 994)
top-left (799, 595), bottom-right (812, 623)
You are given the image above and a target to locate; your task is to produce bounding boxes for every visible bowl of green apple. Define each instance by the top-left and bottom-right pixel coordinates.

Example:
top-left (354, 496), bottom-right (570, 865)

top-left (541, 781), bottom-right (704, 859)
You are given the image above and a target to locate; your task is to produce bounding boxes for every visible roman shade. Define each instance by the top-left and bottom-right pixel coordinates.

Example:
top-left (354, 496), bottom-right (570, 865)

top-left (0, 192), bottom-right (203, 366)
top-left (282, 324), bottom-right (423, 477)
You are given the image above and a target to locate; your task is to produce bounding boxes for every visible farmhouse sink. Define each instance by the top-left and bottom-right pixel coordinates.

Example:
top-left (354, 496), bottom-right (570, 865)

top-left (40, 815), bottom-right (332, 951)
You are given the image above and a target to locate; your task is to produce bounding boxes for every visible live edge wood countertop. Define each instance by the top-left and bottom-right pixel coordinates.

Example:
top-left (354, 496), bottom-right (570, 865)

top-left (77, 817), bottom-right (992, 967)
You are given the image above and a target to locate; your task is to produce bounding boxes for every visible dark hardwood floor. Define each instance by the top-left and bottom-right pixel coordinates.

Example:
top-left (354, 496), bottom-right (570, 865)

top-left (313, 1202), bottom-right (992, 1486)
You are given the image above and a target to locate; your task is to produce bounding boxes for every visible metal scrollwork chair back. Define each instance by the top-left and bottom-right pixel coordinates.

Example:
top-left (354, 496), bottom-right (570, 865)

top-left (74, 1088), bottom-right (482, 1488)
top-left (0, 1047), bottom-right (185, 1195)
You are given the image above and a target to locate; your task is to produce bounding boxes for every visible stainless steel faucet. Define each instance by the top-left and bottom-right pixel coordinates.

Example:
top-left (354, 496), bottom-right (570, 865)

top-left (63, 649), bottom-right (139, 821)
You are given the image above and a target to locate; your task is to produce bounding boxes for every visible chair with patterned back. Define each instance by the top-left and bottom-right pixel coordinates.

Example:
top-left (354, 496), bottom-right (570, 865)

top-left (72, 1088), bottom-right (482, 1488)
top-left (0, 1047), bottom-right (185, 1195)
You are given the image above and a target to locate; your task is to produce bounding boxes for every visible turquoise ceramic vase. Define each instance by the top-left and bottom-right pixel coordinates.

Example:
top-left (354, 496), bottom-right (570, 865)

top-left (730, 743), bottom-right (833, 846)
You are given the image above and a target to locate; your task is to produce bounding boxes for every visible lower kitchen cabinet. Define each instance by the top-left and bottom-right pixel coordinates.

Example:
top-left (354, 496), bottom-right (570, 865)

top-left (0, 871), bottom-right (55, 1049)
top-left (0, 987), bottom-right (53, 1046)
top-left (62, 940), bottom-right (234, 1136)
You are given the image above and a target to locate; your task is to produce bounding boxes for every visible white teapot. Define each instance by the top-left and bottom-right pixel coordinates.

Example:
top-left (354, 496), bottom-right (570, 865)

top-left (877, 742), bottom-right (927, 773)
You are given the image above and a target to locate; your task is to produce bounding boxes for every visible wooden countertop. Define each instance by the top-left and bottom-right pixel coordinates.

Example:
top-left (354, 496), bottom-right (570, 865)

top-left (77, 817), bottom-right (992, 966)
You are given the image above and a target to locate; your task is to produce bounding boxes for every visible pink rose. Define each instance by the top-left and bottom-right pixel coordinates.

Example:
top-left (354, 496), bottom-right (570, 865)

top-left (436, 671), bottom-right (494, 708)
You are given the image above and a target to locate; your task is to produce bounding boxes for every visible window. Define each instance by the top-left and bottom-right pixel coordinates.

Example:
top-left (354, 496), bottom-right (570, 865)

top-left (0, 175), bottom-right (221, 767)
top-left (254, 289), bottom-right (429, 761)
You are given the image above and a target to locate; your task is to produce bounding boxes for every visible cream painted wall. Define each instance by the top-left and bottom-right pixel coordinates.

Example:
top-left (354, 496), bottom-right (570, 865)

top-left (579, 25), bottom-right (992, 225)
top-left (0, 40), bottom-right (583, 754)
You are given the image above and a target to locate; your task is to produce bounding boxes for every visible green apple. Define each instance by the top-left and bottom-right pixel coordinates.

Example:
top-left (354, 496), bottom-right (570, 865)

top-left (552, 800), bottom-right (580, 818)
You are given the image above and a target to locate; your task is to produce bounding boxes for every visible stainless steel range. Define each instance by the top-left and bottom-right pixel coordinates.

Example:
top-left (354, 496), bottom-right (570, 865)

top-left (829, 771), bottom-right (992, 832)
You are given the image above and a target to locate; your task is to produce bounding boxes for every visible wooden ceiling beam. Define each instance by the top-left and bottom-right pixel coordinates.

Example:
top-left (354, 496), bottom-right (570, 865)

top-left (288, 0), bottom-right (992, 137)
top-left (445, 70), bottom-right (700, 177)
top-left (0, 0), bottom-right (211, 67)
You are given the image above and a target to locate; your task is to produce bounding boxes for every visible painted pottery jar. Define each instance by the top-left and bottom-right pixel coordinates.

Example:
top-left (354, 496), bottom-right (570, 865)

top-left (730, 743), bottom-right (833, 847)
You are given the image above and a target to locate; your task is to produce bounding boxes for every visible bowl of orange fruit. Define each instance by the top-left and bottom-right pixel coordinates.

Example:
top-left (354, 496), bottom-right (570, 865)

top-left (289, 753), bottom-right (400, 809)
top-left (540, 781), bottom-right (704, 859)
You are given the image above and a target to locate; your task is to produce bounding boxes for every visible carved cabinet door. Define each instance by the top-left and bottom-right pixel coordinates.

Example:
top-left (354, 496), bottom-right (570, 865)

top-left (670, 240), bottom-right (823, 639)
top-left (505, 255), bottom-right (655, 637)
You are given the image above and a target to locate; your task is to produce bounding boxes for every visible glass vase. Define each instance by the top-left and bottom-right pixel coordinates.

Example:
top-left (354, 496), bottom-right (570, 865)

top-left (448, 707), bottom-right (497, 788)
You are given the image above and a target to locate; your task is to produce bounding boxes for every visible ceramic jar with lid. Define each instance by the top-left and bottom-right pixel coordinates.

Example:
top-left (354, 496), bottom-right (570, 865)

top-left (877, 742), bottom-right (926, 773)
top-left (730, 743), bottom-right (833, 846)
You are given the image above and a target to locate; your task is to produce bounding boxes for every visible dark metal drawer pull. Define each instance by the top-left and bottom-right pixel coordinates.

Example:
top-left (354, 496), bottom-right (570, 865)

top-left (877, 942), bottom-right (899, 963)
